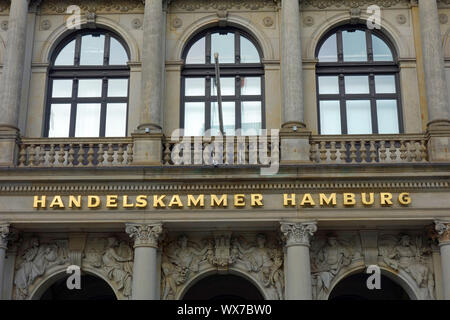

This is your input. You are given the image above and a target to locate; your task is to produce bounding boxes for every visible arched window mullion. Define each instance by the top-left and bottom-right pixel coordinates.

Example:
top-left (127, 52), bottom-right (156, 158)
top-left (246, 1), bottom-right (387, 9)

top-left (104, 33), bottom-right (111, 66)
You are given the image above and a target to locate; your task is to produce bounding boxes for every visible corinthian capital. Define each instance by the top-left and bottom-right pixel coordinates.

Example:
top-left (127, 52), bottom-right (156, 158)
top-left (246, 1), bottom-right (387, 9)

top-left (435, 221), bottom-right (450, 245)
top-left (280, 221), bottom-right (317, 247)
top-left (126, 223), bottom-right (163, 248)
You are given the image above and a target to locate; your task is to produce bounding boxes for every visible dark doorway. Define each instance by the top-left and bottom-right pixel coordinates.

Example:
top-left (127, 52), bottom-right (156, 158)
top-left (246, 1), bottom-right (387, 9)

top-left (329, 272), bottom-right (410, 300)
top-left (40, 274), bottom-right (117, 300)
top-left (183, 274), bottom-right (264, 300)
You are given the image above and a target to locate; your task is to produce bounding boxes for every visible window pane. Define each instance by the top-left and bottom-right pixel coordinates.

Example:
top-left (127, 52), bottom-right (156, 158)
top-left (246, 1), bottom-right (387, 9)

top-left (346, 100), bottom-right (372, 134)
top-left (78, 79), bottom-right (103, 97)
top-left (240, 36), bottom-right (260, 63)
top-left (241, 77), bottom-right (261, 95)
top-left (211, 32), bottom-right (234, 63)
top-left (211, 101), bottom-right (235, 135)
top-left (318, 76), bottom-right (339, 94)
top-left (185, 78), bottom-right (205, 96)
top-left (342, 30), bottom-right (367, 62)
top-left (109, 37), bottom-right (128, 65)
top-left (108, 79), bottom-right (128, 97)
top-left (184, 102), bottom-right (205, 136)
top-left (52, 80), bottom-right (73, 98)
top-left (319, 100), bottom-right (341, 134)
top-left (54, 39), bottom-right (75, 66)
top-left (186, 37), bottom-right (205, 64)
top-left (318, 34), bottom-right (337, 62)
top-left (375, 75), bottom-right (396, 94)
top-left (373, 34), bottom-right (393, 61)
top-left (377, 100), bottom-right (399, 134)
top-left (105, 103), bottom-right (127, 137)
top-left (80, 34), bottom-right (105, 65)
top-left (345, 76), bottom-right (369, 94)
top-left (48, 104), bottom-right (71, 137)
top-left (212, 77), bottom-right (235, 96)
top-left (75, 103), bottom-right (101, 137)
top-left (241, 101), bottom-right (262, 135)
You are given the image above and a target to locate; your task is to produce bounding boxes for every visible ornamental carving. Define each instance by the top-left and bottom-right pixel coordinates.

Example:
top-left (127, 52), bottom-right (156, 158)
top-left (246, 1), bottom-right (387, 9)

top-left (171, 0), bottom-right (278, 11)
top-left (280, 222), bottom-right (317, 246)
top-left (301, 0), bottom-right (407, 9)
top-left (0, 224), bottom-right (10, 249)
top-left (161, 233), bottom-right (284, 300)
top-left (434, 221), bottom-right (450, 244)
top-left (378, 234), bottom-right (435, 300)
top-left (40, 0), bottom-right (144, 14)
top-left (126, 223), bottom-right (163, 248)
top-left (310, 234), bottom-right (362, 300)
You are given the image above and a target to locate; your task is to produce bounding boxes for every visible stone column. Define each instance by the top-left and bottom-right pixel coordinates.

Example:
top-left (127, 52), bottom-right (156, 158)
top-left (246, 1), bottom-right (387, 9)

top-left (418, 0), bottom-right (450, 161)
top-left (280, 221), bottom-right (317, 300)
top-left (126, 223), bottom-right (163, 300)
top-left (0, 0), bottom-right (29, 166)
top-left (0, 224), bottom-right (11, 299)
top-left (435, 221), bottom-right (450, 300)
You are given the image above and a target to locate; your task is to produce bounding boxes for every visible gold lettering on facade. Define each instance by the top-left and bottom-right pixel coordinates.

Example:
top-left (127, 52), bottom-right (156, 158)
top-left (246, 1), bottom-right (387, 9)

top-left (319, 193), bottom-right (336, 206)
top-left (106, 195), bottom-right (118, 208)
top-left (398, 192), bottom-right (411, 205)
top-left (300, 193), bottom-right (315, 206)
top-left (343, 193), bottom-right (356, 206)
top-left (168, 195), bottom-right (184, 208)
top-left (88, 196), bottom-right (100, 208)
top-left (49, 195), bottom-right (64, 208)
top-left (283, 193), bottom-right (296, 206)
top-left (122, 195), bottom-right (134, 208)
top-left (380, 192), bottom-right (393, 205)
top-left (69, 195), bottom-right (81, 208)
top-left (135, 195), bottom-right (148, 208)
top-left (211, 194), bottom-right (228, 207)
top-left (153, 195), bottom-right (166, 208)
top-left (361, 193), bottom-right (375, 206)
top-left (251, 194), bottom-right (263, 207)
top-left (234, 194), bottom-right (245, 207)
top-left (187, 195), bottom-right (204, 207)
top-left (33, 195), bottom-right (47, 208)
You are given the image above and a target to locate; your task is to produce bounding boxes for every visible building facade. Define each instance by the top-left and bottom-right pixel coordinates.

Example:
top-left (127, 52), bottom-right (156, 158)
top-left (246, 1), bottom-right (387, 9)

top-left (0, 0), bottom-right (449, 300)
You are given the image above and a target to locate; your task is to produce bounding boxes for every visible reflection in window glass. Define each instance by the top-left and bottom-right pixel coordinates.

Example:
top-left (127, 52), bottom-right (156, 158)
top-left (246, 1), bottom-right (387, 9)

top-left (212, 78), bottom-right (235, 96)
top-left (186, 37), bottom-right (205, 64)
top-left (184, 102), bottom-right (205, 136)
top-left (80, 34), bottom-right (105, 65)
top-left (107, 79), bottom-right (128, 97)
top-left (318, 34), bottom-right (337, 62)
top-left (375, 75), bottom-right (396, 93)
top-left (54, 39), bottom-right (75, 66)
top-left (241, 77), bottom-right (261, 95)
top-left (319, 100), bottom-right (341, 134)
top-left (240, 36), bottom-right (260, 63)
top-left (48, 104), bottom-right (71, 137)
top-left (241, 101), bottom-right (262, 135)
top-left (78, 79), bottom-right (103, 97)
top-left (342, 30), bottom-right (367, 62)
top-left (377, 100), bottom-right (399, 134)
top-left (346, 100), bottom-right (372, 134)
top-left (185, 78), bottom-right (205, 96)
top-left (318, 76), bottom-right (339, 94)
top-left (52, 80), bottom-right (73, 98)
top-left (211, 33), bottom-right (234, 63)
top-left (211, 102), bottom-right (235, 135)
top-left (373, 35), bottom-right (393, 61)
top-left (345, 76), bottom-right (369, 94)
top-left (105, 103), bottom-right (127, 137)
top-left (109, 37), bottom-right (128, 65)
top-left (75, 103), bottom-right (101, 137)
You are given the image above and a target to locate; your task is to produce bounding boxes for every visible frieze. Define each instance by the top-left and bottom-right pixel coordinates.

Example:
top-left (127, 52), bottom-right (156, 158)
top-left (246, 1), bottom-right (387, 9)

top-left (170, 0), bottom-right (279, 11)
top-left (40, 0), bottom-right (144, 14)
top-left (301, 0), bottom-right (408, 9)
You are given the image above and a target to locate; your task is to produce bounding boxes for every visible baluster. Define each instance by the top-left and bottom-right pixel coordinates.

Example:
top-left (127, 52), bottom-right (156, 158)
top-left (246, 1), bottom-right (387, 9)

top-left (319, 141), bottom-right (327, 163)
top-left (329, 141), bottom-right (337, 162)
top-left (127, 143), bottom-right (134, 164)
top-left (48, 144), bottom-right (56, 166)
top-left (339, 141), bottom-right (347, 163)
top-left (420, 140), bottom-right (427, 162)
top-left (359, 140), bottom-right (367, 163)
top-left (409, 140), bottom-right (417, 162)
top-left (389, 140), bottom-right (397, 161)
top-left (97, 144), bottom-right (104, 166)
top-left (29, 144), bottom-right (36, 166)
top-left (309, 141), bottom-right (318, 163)
top-left (38, 144), bottom-right (46, 167)
top-left (87, 144), bottom-right (95, 166)
top-left (117, 144), bottom-right (124, 165)
top-left (400, 140), bottom-right (407, 161)
top-left (163, 142), bottom-right (171, 165)
top-left (67, 144), bottom-right (75, 167)
top-left (107, 144), bottom-right (114, 165)
top-left (349, 141), bottom-right (357, 163)
top-left (18, 144), bottom-right (26, 166)
top-left (370, 141), bottom-right (377, 163)
top-left (57, 144), bottom-right (65, 166)
top-left (379, 141), bottom-right (386, 162)
top-left (77, 143), bottom-right (85, 166)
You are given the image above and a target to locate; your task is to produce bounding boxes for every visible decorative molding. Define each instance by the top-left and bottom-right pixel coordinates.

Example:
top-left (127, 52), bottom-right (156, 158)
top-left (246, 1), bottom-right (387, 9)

top-left (0, 224), bottom-right (10, 249)
top-left (263, 16), bottom-right (274, 27)
top-left (439, 14), bottom-right (448, 25)
top-left (170, 0), bottom-right (279, 11)
top-left (1, 20), bottom-right (8, 31)
top-left (396, 14), bottom-right (407, 25)
top-left (40, 0), bottom-right (144, 14)
top-left (280, 222), bottom-right (317, 247)
top-left (434, 221), bottom-right (450, 244)
top-left (40, 19), bottom-right (51, 30)
top-left (126, 223), bottom-right (163, 248)
top-left (131, 18), bottom-right (142, 29)
top-left (303, 16), bottom-right (314, 27)
top-left (301, 0), bottom-right (407, 9)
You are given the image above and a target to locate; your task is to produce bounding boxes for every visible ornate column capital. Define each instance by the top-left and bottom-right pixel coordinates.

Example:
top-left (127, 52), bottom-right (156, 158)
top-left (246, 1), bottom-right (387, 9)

top-left (0, 224), bottom-right (17, 250)
top-left (126, 223), bottom-right (163, 248)
top-left (280, 221), bottom-right (317, 247)
top-left (435, 221), bottom-right (450, 245)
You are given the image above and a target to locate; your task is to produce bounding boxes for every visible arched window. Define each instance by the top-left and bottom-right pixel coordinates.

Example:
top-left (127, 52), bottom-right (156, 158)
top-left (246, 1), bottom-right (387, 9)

top-left (316, 26), bottom-right (402, 135)
top-left (45, 30), bottom-right (130, 138)
top-left (181, 28), bottom-right (264, 136)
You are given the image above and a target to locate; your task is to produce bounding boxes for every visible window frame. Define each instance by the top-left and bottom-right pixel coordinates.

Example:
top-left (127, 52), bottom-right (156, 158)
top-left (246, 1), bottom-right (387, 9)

top-left (180, 27), bottom-right (266, 135)
top-left (315, 25), bottom-right (404, 135)
top-left (44, 29), bottom-right (130, 138)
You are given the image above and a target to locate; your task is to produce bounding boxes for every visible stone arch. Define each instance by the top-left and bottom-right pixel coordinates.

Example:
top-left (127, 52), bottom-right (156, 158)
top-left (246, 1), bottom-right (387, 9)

top-left (172, 13), bottom-right (274, 61)
top-left (305, 11), bottom-right (409, 60)
top-left (325, 265), bottom-right (421, 300)
top-left (38, 15), bottom-right (139, 64)
top-left (27, 266), bottom-right (120, 300)
top-left (176, 267), bottom-right (269, 300)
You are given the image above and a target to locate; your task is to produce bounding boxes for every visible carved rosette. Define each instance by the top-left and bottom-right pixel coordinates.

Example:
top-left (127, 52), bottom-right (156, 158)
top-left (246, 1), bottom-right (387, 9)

top-left (434, 221), bottom-right (450, 245)
top-left (280, 222), bottom-right (317, 247)
top-left (126, 223), bottom-right (163, 248)
top-left (0, 224), bottom-right (10, 249)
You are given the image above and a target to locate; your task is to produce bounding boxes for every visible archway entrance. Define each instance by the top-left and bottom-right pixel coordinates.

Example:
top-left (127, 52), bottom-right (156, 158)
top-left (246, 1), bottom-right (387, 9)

top-left (182, 274), bottom-right (264, 300)
top-left (40, 275), bottom-right (117, 300)
top-left (329, 272), bottom-right (410, 300)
